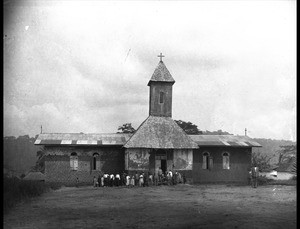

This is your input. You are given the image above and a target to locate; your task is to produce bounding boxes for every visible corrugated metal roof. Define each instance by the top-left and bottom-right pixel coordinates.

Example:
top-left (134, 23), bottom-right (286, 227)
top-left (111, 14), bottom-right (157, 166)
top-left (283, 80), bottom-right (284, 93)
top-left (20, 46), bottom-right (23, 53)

top-left (124, 116), bottom-right (199, 149)
top-left (34, 131), bottom-right (261, 148)
top-left (188, 135), bottom-right (262, 147)
top-left (147, 61), bottom-right (175, 85)
top-left (34, 133), bottom-right (132, 146)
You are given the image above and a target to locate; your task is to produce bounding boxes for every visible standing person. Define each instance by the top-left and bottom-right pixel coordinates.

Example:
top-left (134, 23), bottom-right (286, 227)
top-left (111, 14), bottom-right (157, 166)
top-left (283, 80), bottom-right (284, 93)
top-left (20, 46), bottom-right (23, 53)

top-left (121, 172), bottom-right (126, 186)
top-left (251, 164), bottom-right (259, 188)
top-left (173, 171), bottom-right (178, 185)
top-left (168, 170), bottom-right (173, 185)
top-left (76, 177), bottom-right (79, 188)
top-left (143, 172), bottom-right (148, 187)
top-left (93, 176), bottom-right (98, 188)
top-left (103, 173), bottom-right (109, 187)
top-left (101, 175), bottom-right (104, 187)
top-left (97, 175), bottom-right (101, 187)
top-left (248, 168), bottom-right (252, 186)
top-left (110, 174), bottom-right (115, 187)
top-left (139, 173), bottom-right (144, 187)
top-left (126, 174), bottom-right (130, 187)
top-left (149, 172), bottom-right (153, 186)
top-left (115, 173), bottom-right (120, 187)
top-left (135, 171), bottom-right (139, 186)
top-left (166, 172), bottom-right (170, 186)
top-left (154, 171), bottom-right (159, 186)
top-left (168, 170), bottom-right (173, 178)
top-left (161, 173), bottom-right (165, 185)
top-left (177, 172), bottom-right (182, 184)
top-left (183, 173), bottom-right (186, 184)
top-left (158, 167), bottom-right (163, 182)
top-left (130, 175), bottom-right (135, 188)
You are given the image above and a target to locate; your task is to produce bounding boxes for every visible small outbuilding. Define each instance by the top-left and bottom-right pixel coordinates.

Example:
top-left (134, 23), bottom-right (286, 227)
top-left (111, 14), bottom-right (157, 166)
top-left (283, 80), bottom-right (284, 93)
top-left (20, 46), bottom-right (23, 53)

top-left (23, 171), bottom-right (45, 181)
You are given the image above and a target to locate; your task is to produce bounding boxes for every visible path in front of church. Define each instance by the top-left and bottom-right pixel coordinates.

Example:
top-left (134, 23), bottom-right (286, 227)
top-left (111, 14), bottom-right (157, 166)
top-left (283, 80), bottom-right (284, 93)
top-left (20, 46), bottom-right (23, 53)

top-left (4, 184), bottom-right (296, 229)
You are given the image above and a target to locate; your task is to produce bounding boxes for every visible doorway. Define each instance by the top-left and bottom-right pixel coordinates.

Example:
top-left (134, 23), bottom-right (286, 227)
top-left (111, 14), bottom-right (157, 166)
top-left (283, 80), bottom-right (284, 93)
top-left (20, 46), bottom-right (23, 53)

top-left (161, 159), bottom-right (167, 174)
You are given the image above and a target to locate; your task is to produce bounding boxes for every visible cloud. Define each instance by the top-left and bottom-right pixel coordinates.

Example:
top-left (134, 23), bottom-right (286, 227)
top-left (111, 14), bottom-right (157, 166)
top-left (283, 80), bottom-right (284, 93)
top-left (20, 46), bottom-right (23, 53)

top-left (3, 1), bottom-right (296, 141)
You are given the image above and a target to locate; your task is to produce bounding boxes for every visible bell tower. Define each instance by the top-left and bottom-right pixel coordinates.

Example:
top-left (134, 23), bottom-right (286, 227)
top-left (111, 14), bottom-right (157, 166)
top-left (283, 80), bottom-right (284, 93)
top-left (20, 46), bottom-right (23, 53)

top-left (148, 53), bottom-right (175, 117)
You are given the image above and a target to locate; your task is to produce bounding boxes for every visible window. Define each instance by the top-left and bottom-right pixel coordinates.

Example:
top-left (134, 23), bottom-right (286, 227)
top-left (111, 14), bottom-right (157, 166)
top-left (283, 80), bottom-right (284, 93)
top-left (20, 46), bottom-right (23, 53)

top-left (159, 92), bottom-right (164, 103)
top-left (223, 152), bottom-right (230, 169)
top-left (209, 157), bottom-right (213, 169)
top-left (93, 153), bottom-right (100, 170)
top-left (70, 152), bottom-right (78, 171)
top-left (202, 152), bottom-right (210, 169)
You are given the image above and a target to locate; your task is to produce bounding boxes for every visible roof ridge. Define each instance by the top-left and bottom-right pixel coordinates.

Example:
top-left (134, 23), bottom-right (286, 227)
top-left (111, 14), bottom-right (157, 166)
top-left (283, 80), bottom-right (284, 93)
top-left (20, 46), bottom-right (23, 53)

top-left (123, 116), bottom-right (150, 147)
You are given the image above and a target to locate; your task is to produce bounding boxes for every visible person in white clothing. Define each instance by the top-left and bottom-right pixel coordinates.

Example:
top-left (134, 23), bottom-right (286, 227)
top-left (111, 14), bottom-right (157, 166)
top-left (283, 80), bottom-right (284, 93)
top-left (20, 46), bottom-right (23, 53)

top-left (168, 170), bottom-right (173, 178)
top-left (103, 173), bottom-right (109, 187)
top-left (126, 175), bottom-right (130, 187)
top-left (130, 176), bottom-right (135, 187)
top-left (139, 173), bottom-right (144, 187)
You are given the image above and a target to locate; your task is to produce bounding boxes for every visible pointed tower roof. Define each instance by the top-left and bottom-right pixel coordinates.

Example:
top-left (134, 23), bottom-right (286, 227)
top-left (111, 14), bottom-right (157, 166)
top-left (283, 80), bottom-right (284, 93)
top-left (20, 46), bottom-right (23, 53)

top-left (147, 61), bottom-right (175, 86)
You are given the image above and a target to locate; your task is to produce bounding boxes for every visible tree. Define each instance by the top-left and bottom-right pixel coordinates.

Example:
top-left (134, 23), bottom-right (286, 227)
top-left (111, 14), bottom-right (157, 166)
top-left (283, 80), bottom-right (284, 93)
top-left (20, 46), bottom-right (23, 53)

top-left (276, 144), bottom-right (297, 174)
top-left (30, 147), bottom-right (46, 173)
top-left (277, 144), bottom-right (296, 164)
top-left (251, 151), bottom-right (273, 171)
top-left (174, 120), bottom-right (202, 135)
top-left (117, 123), bottom-right (136, 133)
top-left (202, 129), bottom-right (231, 135)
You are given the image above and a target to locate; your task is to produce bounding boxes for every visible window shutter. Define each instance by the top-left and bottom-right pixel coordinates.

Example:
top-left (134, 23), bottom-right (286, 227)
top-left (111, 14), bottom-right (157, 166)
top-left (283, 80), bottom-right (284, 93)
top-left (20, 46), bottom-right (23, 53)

top-left (70, 157), bottom-right (74, 170)
top-left (209, 157), bottom-right (213, 169)
top-left (74, 157), bottom-right (78, 170)
top-left (202, 156), bottom-right (207, 169)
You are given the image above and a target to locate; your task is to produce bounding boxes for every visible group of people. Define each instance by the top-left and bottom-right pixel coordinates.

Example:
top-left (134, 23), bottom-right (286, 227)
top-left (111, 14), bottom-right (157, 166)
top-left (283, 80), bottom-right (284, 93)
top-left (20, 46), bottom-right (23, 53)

top-left (92, 168), bottom-right (187, 188)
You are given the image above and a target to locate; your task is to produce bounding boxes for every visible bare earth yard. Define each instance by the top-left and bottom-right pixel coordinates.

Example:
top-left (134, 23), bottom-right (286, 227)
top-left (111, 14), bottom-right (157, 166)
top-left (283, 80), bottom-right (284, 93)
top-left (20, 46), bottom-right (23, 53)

top-left (4, 184), bottom-right (296, 229)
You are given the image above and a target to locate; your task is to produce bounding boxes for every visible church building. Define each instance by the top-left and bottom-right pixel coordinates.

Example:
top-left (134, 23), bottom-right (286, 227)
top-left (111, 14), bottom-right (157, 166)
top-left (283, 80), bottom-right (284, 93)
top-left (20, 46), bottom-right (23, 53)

top-left (34, 55), bottom-right (261, 185)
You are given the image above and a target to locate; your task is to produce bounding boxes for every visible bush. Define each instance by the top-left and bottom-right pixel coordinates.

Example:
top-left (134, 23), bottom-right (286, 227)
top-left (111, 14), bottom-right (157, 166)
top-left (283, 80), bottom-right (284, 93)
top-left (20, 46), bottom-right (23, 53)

top-left (290, 175), bottom-right (297, 181)
top-left (3, 177), bottom-right (61, 214)
top-left (47, 182), bottom-right (62, 190)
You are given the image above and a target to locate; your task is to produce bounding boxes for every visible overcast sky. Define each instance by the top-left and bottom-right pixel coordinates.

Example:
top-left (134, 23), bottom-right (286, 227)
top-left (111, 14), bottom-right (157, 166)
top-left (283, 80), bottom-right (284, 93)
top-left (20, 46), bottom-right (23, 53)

top-left (4, 0), bottom-right (296, 141)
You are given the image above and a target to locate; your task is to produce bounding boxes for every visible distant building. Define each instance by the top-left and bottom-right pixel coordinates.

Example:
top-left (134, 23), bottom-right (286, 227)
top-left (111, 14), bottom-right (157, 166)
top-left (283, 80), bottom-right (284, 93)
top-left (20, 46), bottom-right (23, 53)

top-left (35, 56), bottom-right (261, 185)
top-left (23, 171), bottom-right (45, 181)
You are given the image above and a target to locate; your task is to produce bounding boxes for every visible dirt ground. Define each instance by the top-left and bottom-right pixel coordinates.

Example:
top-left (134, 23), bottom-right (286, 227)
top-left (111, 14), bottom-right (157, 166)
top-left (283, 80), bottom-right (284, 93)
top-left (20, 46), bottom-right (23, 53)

top-left (4, 184), bottom-right (296, 229)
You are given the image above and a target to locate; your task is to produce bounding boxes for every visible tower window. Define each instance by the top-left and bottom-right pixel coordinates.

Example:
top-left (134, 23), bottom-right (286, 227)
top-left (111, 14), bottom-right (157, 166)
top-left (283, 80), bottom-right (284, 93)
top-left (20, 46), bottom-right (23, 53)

top-left (159, 92), bottom-right (164, 103)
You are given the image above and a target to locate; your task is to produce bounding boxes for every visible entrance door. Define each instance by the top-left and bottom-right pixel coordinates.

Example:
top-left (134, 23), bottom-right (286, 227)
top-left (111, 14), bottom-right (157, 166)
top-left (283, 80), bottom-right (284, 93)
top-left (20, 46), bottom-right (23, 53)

top-left (161, 159), bottom-right (167, 174)
top-left (155, 149), bottom-right (167, 175)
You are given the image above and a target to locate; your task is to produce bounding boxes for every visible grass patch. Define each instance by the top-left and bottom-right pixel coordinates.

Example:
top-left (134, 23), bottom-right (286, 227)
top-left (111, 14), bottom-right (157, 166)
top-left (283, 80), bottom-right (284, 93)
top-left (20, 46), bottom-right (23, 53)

top-left (256, 175), bottom-right (297, 186)
top-left (3, 177), bottom-right (62, 214)
top-left (267, 179), bottom-right (297, 186)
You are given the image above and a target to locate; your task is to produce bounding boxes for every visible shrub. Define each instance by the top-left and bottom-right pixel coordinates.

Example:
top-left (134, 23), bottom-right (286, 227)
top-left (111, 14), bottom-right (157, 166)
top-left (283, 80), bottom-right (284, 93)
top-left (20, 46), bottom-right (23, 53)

top-left (47, 182), bottom-right (62, 190)
top-left (290, 175), bottom-right (297, 181)
top-left (267, 179), bottom-right (296, 186)
top-left (3, 177), bottom-right (61, 214)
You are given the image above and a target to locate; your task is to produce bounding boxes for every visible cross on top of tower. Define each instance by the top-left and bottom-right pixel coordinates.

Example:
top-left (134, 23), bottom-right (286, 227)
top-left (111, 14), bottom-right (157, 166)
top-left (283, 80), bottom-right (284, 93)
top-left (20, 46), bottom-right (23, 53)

top-left (157, 53), bottom-right (165, 61)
